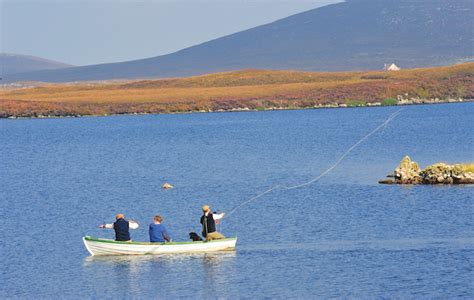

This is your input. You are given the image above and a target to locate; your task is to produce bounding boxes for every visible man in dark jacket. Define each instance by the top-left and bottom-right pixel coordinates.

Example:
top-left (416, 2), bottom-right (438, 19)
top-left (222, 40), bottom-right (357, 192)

top-left (99, 213), bottom-right (139, 241)
top-left (200, 205), bottom-right (225, 241)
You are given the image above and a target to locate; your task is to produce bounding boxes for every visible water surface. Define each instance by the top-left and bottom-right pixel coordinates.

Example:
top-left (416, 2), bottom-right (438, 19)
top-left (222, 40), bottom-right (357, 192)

top-left (1, 103), bottom-right (473, 298)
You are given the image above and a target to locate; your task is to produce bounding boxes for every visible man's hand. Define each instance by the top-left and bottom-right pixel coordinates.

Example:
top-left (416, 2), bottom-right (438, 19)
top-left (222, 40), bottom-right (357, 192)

top-left (99, 224), bottom-right (105, 229)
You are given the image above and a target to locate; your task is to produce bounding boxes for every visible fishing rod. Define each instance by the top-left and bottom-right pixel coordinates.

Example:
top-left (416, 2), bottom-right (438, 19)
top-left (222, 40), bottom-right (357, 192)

top-left (224, 108), bottom-right (403, 219)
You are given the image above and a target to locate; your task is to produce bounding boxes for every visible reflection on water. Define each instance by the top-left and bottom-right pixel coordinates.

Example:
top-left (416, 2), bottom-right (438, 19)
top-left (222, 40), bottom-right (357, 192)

top-left (83, 251), bottom-right (237, 267)
top-left (82, 252), bottom-right (237, 298)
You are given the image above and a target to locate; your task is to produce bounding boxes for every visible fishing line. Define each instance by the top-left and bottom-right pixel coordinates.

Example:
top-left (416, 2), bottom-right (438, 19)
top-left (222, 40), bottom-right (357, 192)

top-left (225, 109), bottom-right (403, 218)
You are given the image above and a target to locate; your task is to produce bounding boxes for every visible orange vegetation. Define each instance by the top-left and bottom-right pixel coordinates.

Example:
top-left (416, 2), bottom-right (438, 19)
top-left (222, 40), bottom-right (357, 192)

top-left (1, 63), bottom-right (473, 118)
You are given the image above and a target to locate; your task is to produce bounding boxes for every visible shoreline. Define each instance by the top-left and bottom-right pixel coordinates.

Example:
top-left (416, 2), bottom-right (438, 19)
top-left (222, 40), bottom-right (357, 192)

top-left (2, 98), bottom-right (472, 120)
top-left (2, 63), bottom-right (472, 120)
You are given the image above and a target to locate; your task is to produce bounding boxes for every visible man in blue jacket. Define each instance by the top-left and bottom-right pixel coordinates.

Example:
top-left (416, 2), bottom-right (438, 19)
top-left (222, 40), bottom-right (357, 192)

top-left (149, 215), bottom-right (171, 243)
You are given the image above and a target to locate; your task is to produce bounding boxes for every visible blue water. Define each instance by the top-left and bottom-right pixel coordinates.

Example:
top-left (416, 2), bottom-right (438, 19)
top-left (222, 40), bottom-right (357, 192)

top-left (1, 103), bottom-right (473, 298)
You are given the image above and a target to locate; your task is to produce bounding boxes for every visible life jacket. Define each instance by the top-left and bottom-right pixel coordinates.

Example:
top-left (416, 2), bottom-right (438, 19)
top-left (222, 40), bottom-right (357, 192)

top-left (114, 218), bottom-right (130, 241)
top-left (200, 213), bottom-right (216, 237)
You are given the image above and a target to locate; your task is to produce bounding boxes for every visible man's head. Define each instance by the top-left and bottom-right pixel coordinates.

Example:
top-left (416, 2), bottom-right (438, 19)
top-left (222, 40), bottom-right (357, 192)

top-left (154, 215), bottom-right (162, 223)
top-left (202, 205), bottom-right (210, 213)
top-left (115, 213), bottom-right (125, 220)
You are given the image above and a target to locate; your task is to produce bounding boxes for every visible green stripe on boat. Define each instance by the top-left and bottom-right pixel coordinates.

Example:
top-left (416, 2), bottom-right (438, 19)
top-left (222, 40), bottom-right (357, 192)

top-left (84, 235), bottom-right (237, 245)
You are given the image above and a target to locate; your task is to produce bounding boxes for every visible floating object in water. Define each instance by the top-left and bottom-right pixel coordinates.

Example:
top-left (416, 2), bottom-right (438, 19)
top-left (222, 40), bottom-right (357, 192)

top-left (162, 183), bottom-right (174, 189)
top-left (82, 236), bottom-right (237, 256)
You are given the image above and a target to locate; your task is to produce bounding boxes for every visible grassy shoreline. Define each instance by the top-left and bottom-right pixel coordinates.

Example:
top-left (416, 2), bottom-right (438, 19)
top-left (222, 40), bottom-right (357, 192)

top-left (3, 99), bottom-right (471, 120)
top-left (1, 63), bottom-right (473, 119)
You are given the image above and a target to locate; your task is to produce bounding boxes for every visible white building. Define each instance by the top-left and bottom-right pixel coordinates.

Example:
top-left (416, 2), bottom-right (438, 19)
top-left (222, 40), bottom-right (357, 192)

top-left (384, 63), bottom-right (401, 71)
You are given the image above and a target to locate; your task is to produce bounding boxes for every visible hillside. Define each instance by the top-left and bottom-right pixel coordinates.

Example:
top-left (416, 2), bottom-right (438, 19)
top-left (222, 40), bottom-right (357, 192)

top-left (1, 63), bottom-right (472, 118)
top-left (0, 53), bottom-right (73, 76)
top-left (3, 0), bottom-right (472, 83)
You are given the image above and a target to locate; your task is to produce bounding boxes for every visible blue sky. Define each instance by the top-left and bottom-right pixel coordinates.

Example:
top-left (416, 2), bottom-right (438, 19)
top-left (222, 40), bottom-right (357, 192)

top-left (1, 0), bottom-right (340, 66)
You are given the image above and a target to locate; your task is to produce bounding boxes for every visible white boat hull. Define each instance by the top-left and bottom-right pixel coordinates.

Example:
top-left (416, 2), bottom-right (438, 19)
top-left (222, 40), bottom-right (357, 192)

top-left (83, 236), bottom-right (237, 256)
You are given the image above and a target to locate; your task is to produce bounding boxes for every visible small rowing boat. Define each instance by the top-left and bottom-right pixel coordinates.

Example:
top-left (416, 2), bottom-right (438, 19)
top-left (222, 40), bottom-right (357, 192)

top-left (83, 236), bottom-right (237, 256)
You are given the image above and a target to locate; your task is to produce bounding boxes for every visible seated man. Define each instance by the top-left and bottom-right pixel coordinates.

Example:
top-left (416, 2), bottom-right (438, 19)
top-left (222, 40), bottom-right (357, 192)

top-left (99, 213), bottom-right (139, 241)
top-left (149, 215), bottom-right (171, 243)
top-left (200, 205), bottom-right (225, 241)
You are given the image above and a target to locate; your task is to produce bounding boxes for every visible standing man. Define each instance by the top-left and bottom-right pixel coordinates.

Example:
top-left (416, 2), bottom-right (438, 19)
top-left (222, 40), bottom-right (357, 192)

top-left (149, 215), bottom-right (171, 243)
top-left (200, 205), bottom-right (225, 241)
top-left (99, 213), bottom-right (139, 241)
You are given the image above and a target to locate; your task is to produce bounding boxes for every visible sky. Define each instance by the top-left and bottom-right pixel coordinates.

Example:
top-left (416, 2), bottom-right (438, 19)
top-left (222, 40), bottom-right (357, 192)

top-left (0, 0), bottom-right (340, 66)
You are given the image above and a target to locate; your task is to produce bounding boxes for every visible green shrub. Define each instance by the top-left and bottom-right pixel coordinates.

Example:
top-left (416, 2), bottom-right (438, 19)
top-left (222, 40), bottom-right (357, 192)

top-left (415, 87), bottom-right (431, 98)
top-left (461, 163), bottom-right (474, 173)
top-left (347, 100), bottom-right (366, 107)
top-left (456, 85), bottom-right (466, 98)
top-left (381, 98), bottom-right (398, 106)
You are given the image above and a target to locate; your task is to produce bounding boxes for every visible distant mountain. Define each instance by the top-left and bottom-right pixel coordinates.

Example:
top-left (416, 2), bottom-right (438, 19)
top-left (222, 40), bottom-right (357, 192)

top-left (0, 53), bottom-right (73, 76)
top-left (3, 0), bottom-right (473, 83)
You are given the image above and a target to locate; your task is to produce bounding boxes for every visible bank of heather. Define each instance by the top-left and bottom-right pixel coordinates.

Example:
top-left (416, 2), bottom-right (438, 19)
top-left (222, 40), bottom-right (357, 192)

top-left (1, 62), bottom-right (473, 118)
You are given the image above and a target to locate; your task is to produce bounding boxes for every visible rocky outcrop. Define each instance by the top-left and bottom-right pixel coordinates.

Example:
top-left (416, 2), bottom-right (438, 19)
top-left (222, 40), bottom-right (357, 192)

top-left (379, 156), bottom-right (474, 184)
top-left (420, 163), bottom-right (474, 184)
top-left (393, 156), bottom-right (422, 184)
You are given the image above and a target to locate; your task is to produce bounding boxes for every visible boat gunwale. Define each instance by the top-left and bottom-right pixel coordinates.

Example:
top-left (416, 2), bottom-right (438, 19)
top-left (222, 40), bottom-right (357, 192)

top-left (84, 235), bottom-right (237, 246)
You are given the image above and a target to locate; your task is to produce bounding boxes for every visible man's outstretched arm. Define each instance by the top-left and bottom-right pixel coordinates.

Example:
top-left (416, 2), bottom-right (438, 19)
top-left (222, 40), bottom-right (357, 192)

top-left (99, 223), bottom-right (113, 229)
top-left (129, 221), bottom-right (139, 229)
top-left (213, 213), bottom-right (225, 220)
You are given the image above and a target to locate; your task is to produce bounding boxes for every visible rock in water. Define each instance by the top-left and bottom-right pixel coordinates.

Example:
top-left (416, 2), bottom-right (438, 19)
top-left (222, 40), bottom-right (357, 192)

top-left (380, 156), bottom-right (474, 185)
top-left (420, 163), bottom-right (474, 184)
top-left (393, 156), bottom-right (421, 184)
top-left (420, 163), bottom-right (451, 184)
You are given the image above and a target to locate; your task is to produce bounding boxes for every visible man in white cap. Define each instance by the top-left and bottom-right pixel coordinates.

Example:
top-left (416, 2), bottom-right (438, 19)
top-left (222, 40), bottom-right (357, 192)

top-left (200, 205), bottom-right (225, 241)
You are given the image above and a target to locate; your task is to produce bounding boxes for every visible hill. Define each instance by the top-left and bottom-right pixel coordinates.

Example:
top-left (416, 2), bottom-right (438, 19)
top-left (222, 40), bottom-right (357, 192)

top-left (3, 0), bottom-right (473, 83)
top-left (0, 53), bottom-right (73, 76)
top-left (1, 62), bottom-right (472, 118)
